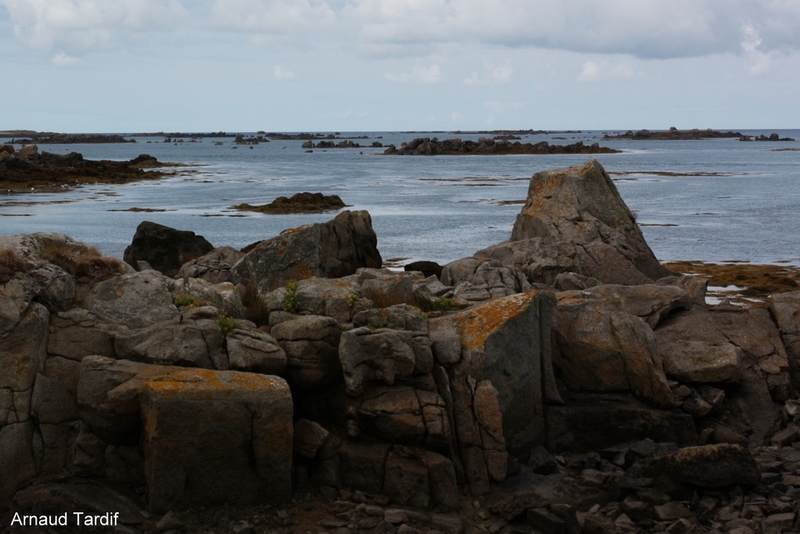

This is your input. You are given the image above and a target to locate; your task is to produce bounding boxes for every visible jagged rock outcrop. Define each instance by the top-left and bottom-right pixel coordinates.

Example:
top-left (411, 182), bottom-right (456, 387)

top-left (4, 166), bottom-right (800, 532)
top-left (477, 160), bottom-right (670, 285)
top-left (233, 210), bottom-right (382, 293)
top-left (123, 221), bottom-right (214, 276)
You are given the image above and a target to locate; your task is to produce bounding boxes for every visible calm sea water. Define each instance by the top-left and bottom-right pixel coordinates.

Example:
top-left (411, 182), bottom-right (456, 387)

top-left (2, 130), bottom-right (799, 266)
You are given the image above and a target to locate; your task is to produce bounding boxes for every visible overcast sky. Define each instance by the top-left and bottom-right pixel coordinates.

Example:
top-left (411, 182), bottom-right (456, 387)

top-left (2, 0), bottom-right (799, 132)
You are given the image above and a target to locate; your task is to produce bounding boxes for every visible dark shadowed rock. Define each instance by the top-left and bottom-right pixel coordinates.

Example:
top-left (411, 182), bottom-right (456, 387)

top-left (123, 221), bottom-right (214, 276)
top-left (404, 261), bottom-right (443, 279)
top-left (478, 160), bottom-right (669, 286)
top-left (653, 444), bottom-right (760, 488)
top-left (546, 393), bottom-right (697, 451)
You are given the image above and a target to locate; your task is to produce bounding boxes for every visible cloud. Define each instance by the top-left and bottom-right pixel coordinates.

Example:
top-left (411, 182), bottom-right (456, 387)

top-left (1, 0), bottom-right (188, 53)
top-left (741, 22), bottom-right (770, 74)
top-left (451, 111), bottom-right (464, 122)
top-left (273, 65), bottom-right (295, 80)
top-left (210, 0), bottom-right (335, 35)
top-left (346, 0), bottom-right (800, 59)
top-left (577, 60), bottom-right (642, 82)
top-left (485, 101), bottom-right (521, 114)
top-left (51, 49), bottom-right (82, 66)
top-left (463, 60), bottom-right (513, 86)
top-left (384, 64), bottom-right (445, 84)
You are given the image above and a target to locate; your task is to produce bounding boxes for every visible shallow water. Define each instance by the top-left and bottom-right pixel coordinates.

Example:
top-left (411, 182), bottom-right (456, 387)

top-left (2, 130), bottom-right (799, 265)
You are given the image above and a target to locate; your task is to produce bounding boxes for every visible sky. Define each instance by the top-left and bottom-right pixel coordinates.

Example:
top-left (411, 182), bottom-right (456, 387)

top-left (1, 0), bottom-right (799, 132)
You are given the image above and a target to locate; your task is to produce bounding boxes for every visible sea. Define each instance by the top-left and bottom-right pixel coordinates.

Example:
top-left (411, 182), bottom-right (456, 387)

top-left (1, 130), bottom-right (799, 267)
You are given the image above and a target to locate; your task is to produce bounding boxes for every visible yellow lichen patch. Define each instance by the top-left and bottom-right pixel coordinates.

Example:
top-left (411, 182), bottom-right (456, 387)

top-left (142, 367), bottom-right (288, 398)
top-left (459, 292), bottom-right (538, 349)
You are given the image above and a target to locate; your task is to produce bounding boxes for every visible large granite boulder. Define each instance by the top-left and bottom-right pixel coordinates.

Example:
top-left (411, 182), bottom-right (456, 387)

top-left (270, 315), bottom-right (342, 391)
top-left (123, 221), bottom-right (214, 276)
top-left (553, 292), bottom-right (674, 408)
top-left (140, 368), bottom-right (292, 512)
top-left (430, 291), bottom-right (559, 456)
top-left (232, 210), bottom-right (382, 293)
top-left (76, 357), bottom-right (293, 512)
top-left (113, 306), bottom-right (227, 370)
top-left (477, 160), bottom-right (669, 285)
top-left (83, 270), bottom-right (178, 329)
top-left (339, 327), bottom-right (419, 397)
top-left (655, 306), bottom-right (791, 446)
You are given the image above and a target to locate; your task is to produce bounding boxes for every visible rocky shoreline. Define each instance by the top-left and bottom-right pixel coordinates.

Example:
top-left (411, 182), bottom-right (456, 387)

top-left (0, 145), bottom-right (176, 192)
top-left (2, 161), bottom-right (800, 534)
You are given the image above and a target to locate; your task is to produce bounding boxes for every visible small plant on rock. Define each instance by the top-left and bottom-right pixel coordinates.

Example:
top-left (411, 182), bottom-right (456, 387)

top-left (431, 297), bottom-right (458, 312)
top-left (346, 293), bottom-right (359, 309)
top-left (283, 281), bottom-right (299, 313)
top-left (173, 293), bottom-right (213, 310)
top-left (218, 311), bottom-right (241, 337)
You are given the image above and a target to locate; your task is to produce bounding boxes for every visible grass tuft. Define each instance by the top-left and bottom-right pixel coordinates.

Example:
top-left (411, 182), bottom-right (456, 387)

top-left (39, 238), bottom-right (125, 282)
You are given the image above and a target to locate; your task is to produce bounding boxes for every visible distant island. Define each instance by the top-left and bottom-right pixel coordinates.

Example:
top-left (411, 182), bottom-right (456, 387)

top-left (603, 127), bottom-right (743, 140)
top-left (1, 132), bottom-right (136, 144)
top-left (382, 137), bottom-right (620, 155)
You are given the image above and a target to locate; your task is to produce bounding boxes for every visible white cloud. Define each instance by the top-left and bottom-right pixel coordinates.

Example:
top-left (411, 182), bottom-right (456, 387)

top-left (577, 60), bottom-right (644, 82)
top-left (485, 101), bottom-right (521, 114)
top-left (51, 49), bottom-right (82, 66)
top-left (273, 65), bottom-right (295, 80)
top-left (741, 22), bottom-right (770, 75)
top-left (384, 64), bottom-right (445, 84)
top-left (451, 111), bottom-right (463, 122)
top-left (463, 60), bottom-right (513, 86)
top-left (1, 0), bottom-right (188, 53)
top-left (346, 0), bottom-right (800, 60)
top-left (211, 0), bottom-right (335, 35)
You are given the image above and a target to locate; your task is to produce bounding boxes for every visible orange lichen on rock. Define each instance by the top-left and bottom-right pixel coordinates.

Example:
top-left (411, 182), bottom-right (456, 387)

top-left (459, 291), bottom-right (538, 349)
top-left (142, 367), bottom-right (289, 397)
